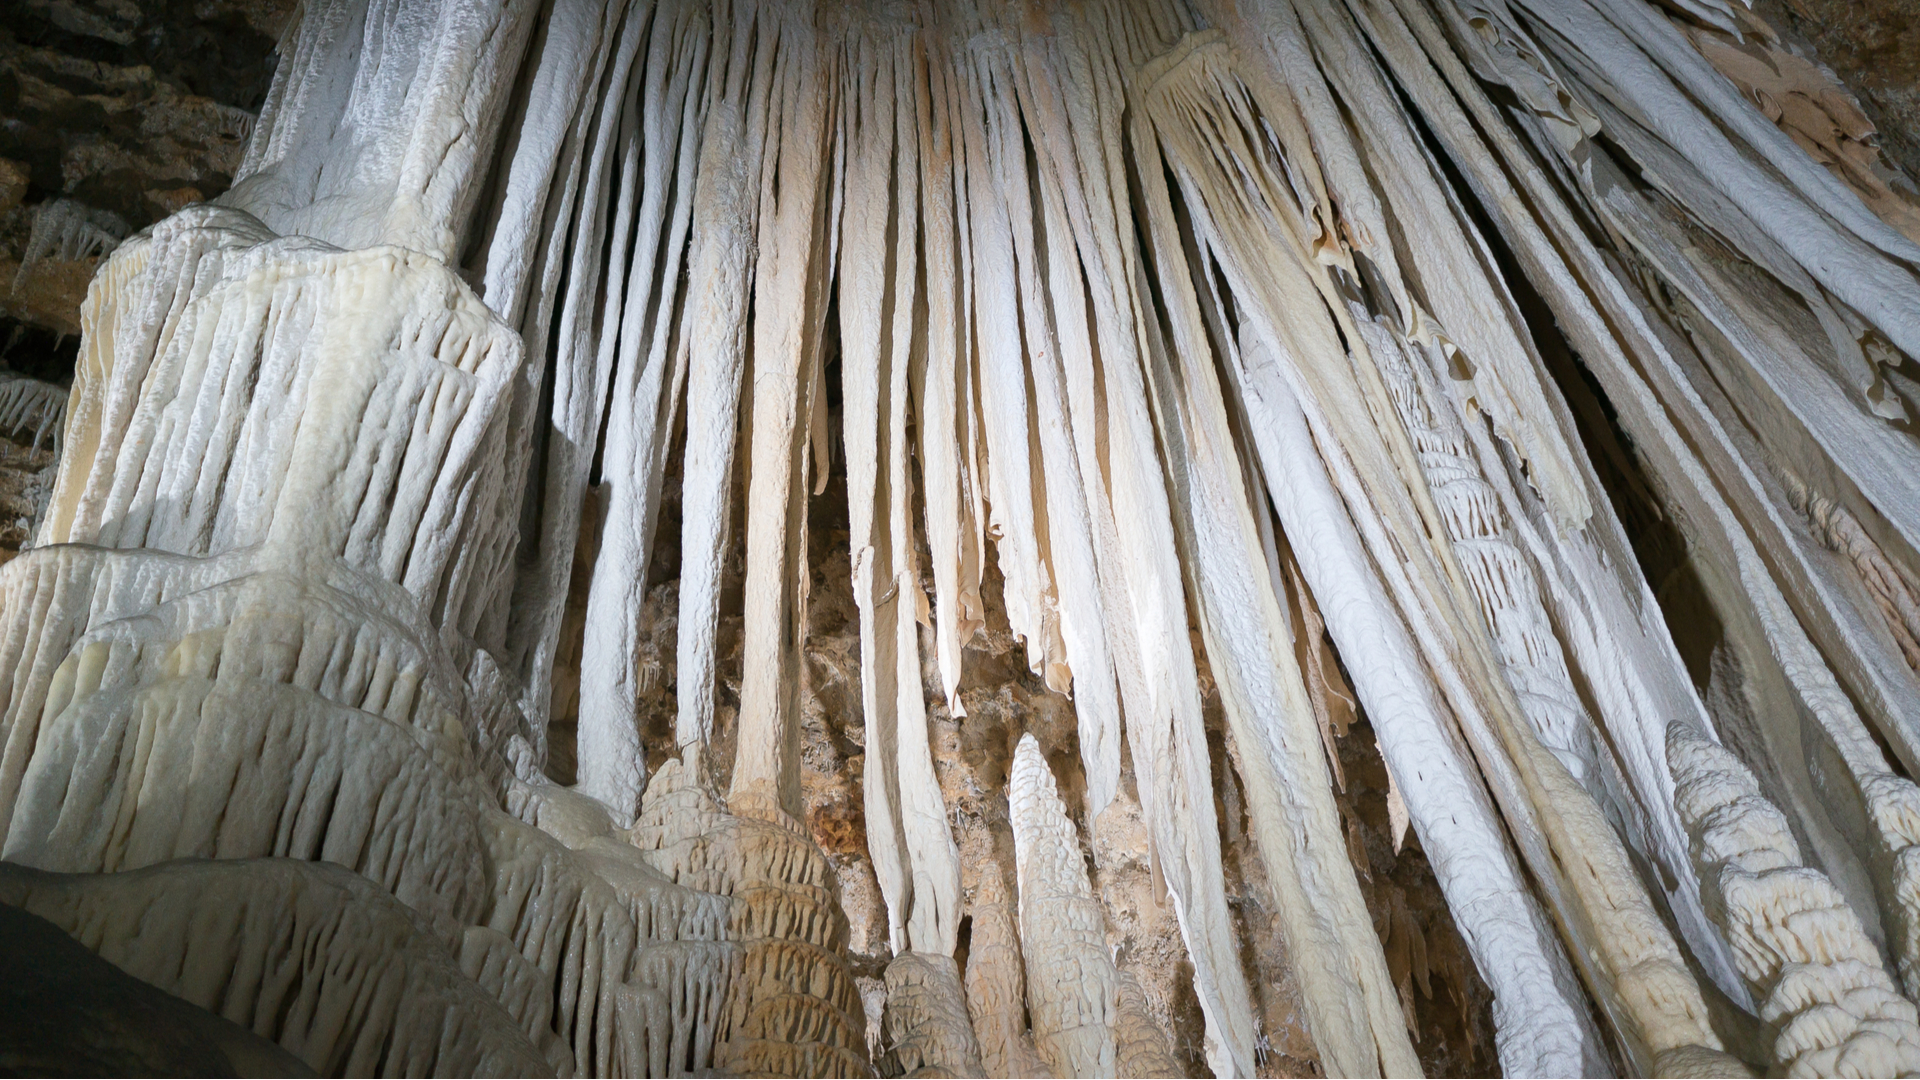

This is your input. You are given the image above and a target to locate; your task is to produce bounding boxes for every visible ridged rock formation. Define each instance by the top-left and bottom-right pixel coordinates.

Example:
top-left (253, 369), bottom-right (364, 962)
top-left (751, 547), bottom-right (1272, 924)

top-left (4, 0), bottom-right (1920, 1076)
top-left (1670, 723), bottom-right (1920, 1077)
top-left (1009, 734), bottom-right (1120, 1078)
top-left (958, 861), bottom-right (1051, 1078)
top-left (630, 762), bottom-right (868, 1077)
top-left (0, 896), bottom-right (312, 1077)
top-left (879, 952), bottom-right (983, 1078)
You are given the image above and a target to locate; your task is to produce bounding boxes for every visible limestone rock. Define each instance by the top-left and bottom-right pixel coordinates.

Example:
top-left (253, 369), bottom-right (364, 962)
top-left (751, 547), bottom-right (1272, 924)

top-left (1009, 734), bottom-right (1117, 1078)
top-left (7, 0), bottom-right (1920, 1077)
top-left (880, 952), bottom-right (982, 1078)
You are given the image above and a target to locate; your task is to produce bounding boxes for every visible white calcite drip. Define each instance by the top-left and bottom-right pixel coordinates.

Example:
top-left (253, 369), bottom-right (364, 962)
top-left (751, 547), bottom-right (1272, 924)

top-left (7, 0), bottom-right (1920, 1076)
top-left (0, 373), bottom-right (67, 452)
top-left (1368, 321), bottom-right (1598, 788)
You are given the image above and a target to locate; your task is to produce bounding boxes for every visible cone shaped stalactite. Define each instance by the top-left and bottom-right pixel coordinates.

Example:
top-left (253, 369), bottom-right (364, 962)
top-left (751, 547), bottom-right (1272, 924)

top-left (6, 0), bottom-right (1920, 1076)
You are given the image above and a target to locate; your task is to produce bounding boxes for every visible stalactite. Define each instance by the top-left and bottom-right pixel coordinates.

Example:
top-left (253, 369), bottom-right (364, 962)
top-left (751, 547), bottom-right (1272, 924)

top-left (1227, 327), bottom-right (1603, 1076)
top-left (835, 20), bottom-right (961, 961)
top-left (12, 0), bottom-right (1920, 1075)
top-left (11, 200), bottom-right (126, 296)
top-left (0, 373), bottom-right (68, 453)
top-left (1778, 465), bottom-right (1920, 686)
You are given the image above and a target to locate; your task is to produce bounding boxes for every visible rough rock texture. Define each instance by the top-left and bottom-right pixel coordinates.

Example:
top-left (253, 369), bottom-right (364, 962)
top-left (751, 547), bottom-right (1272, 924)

top-left (0, 0), bottom-right (290, 452)
top-left (630, 762), bottom-right (868, 1078)
top-left (0, 0), bottom-right (283, 223)
top-left (1009, 733), bottom-right (1120, 1078)
top-left (1756, 0), bottom-right (1920, 183)
top-left (0, 429), bottom-right (55, 562)
top-left (879, 952), bottom-right (983, 1078)
top-left (540, 392), bottom-right (1505, 1079)
top-left (1670, 724), bottom-right (1920, 1076)
top-left (0, 203), bottom-right (742, 1077)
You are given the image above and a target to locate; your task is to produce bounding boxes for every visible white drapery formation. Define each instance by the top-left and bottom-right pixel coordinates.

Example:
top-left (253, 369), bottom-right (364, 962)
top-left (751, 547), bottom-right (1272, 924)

top-left (4, 0), bottom-right (1920, 1075)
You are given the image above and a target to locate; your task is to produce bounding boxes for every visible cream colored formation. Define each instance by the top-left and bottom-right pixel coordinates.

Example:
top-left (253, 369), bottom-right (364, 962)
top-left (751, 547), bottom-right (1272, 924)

top-left (3, 0), bottom-right (1920, 1075)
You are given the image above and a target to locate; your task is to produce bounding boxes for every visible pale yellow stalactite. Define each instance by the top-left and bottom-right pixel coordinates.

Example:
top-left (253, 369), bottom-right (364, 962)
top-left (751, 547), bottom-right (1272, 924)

top-left (17, 0), bottom-right (1920, 1077)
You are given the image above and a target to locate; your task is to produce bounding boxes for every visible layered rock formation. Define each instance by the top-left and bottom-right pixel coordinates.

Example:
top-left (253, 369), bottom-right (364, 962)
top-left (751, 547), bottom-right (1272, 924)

top-left (5, 0), bottom-right (1920, 1077)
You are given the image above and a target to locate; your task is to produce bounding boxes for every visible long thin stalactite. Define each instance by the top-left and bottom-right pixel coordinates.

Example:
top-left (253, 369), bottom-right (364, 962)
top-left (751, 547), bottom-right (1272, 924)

top-left (5, 0), bottom-right (1920, 1075)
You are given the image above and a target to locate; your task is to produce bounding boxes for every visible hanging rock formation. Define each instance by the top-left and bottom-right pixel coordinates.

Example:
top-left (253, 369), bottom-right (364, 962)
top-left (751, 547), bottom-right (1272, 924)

top-left (6, 0), bottom-right (1920, 1076)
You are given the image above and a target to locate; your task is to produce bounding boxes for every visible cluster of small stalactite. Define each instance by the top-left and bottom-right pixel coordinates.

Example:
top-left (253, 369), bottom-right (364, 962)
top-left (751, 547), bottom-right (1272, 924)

top-left (4, 0), bottom-right (1920, 1076)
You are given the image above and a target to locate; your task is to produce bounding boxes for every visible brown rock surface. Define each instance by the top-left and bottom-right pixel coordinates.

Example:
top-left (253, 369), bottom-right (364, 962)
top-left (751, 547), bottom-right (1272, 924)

top-left (0, 0), bottom-right (286, 355)
top-left (0, 1), bottom-right (285, 223)
top-left (0, 436), bottom-right (54, 562)
top-left (1757, 0), bottom-right (1920, 181)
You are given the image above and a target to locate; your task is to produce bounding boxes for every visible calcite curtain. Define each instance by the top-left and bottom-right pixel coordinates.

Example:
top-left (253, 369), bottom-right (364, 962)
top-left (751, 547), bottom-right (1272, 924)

top-left (5, 0), bottom-right (1920, 1075)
